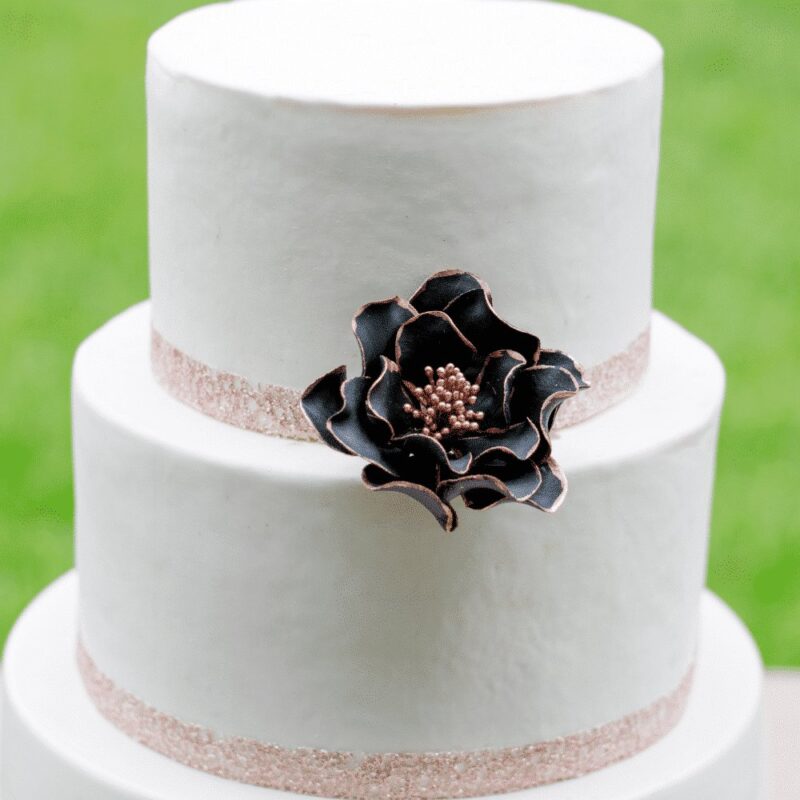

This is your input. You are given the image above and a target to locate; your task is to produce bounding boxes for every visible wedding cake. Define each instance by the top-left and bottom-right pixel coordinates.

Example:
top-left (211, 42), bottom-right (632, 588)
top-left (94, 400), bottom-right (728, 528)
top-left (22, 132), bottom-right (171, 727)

top-left (1, 1), bottom-right (763, 798)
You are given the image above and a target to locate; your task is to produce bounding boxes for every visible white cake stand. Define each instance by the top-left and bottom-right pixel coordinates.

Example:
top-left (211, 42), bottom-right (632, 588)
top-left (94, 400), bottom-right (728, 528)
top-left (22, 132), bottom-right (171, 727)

top-left (1, 572), bottom-right (766, 799)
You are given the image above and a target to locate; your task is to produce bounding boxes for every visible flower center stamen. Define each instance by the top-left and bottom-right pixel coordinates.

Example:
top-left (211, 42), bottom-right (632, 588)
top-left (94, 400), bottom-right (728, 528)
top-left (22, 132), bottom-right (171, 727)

top-left (403, 363), bottom-right (484, 441)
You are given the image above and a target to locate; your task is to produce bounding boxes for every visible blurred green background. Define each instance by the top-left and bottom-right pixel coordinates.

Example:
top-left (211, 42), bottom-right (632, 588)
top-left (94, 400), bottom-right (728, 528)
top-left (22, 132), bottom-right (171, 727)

top-left (1, 1), bottom-right (798, 664)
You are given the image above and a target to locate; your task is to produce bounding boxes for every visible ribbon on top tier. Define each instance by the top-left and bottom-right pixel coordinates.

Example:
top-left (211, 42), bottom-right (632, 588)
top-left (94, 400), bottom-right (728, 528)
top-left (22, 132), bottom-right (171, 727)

top-left (151, 324), bottom-right (649, 442)
top-left (78, 641), bottom-right (692, 800)
top-left (152, 270), bottom-right (649, 530)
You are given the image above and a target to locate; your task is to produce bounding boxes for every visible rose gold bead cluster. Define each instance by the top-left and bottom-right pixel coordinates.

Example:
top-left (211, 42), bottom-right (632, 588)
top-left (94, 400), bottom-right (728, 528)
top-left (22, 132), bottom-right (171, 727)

top-left (403, 363), bottom-right (484, 440)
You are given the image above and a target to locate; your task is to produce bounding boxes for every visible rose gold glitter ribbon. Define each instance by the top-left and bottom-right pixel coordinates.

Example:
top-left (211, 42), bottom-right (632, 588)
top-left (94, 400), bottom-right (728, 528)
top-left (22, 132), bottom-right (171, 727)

top-left (78, 641), bottom-right (692, 799)
top-left (151, 327), bottom-right (650, 440)
top-left (555, 327), bottom-right (651, 428)
top-left (151, 328), bottom-right (318, 441)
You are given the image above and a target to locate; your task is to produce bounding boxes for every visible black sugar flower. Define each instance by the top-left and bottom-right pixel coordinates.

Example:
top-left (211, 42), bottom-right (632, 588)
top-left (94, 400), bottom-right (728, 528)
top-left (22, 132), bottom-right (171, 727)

top-left (302, 270), bottom-right (588, 532)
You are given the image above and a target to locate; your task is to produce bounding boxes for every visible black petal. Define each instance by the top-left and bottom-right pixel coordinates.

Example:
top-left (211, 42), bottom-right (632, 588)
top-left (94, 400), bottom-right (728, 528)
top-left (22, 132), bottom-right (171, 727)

top-left (300, 365), bottom-right (350, 453)
top-left (537, 349), bottom-right (589, 389)
top-left (409, 270), bottom-right (491, 313)
top-left (353, 297), bottom-right (416, 379)
top-left (443, 451), bottom-right (546, 509)
top-left (512, 365), bottom-right (581, 434)
top-left (362, 464), bottom-right (458, 532)
top-left (462, 488), bottom-right (509, 510)
top-left (473, 454), bottom-right (543, 502)
top-left (394, 432), bottom-right (473, 477)
top-left (327, 377), bottom-right (394, 468)
top-left (439, 473), bottom-right (510, 506)
top-left (395, 311), bottom-right (478, 386)
top-left (445, 288), bottom-right (540, 364)
top-left (460, 419), bottom-right (540, 462)
top-left (473, 350), bottom-right (526, 427)
top-left (526, 458), bottom-right (567, 512)
top-left (366, 357), bottom-right (414, 438)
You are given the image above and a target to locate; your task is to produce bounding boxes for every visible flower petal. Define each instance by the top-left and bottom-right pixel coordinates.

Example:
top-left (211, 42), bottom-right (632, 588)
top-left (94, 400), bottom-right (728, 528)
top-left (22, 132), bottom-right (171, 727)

top-left (512, 365), bottom-right (581, 434)
top-left (445, 288), bottom-right (540, 364)
top-left (353, 297), bottom-right (416, 379)
top-left (366, 357), bottom-right (414, 438)
top-left (395, 311), bottom-right (478, 386)
top-left (409, 270), bottom-right (492, 313)
top-left (537, 349), bottom-right (589, 389)
top-left (446, 450), bottom-right (543, 504)
top-left (473, 349), bottom-right (526, 426)
top-left (444, 457), bottom-right (548, 508)
top-left (300, 365), bottom-right (350, 453)
top-left (439, 473), bottom-right (510, 506)
top-left (394, 432), bottom-right (474, 476)
top-left (362, 464), bottom-right (458, 532)
top-left (327, 377), bottom-right (394, 467)
top-left (462, 488), bottom-right (509, 510)
top-left (476, 455), bottom-right (543, 502)
top-left (460, 419), bottom-right (540, 461)
top-left (526, 458), bottom-right (567, 512)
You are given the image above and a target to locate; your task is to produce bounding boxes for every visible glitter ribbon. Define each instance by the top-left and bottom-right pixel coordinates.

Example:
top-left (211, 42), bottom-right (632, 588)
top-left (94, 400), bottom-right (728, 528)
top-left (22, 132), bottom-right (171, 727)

top-left (151, 327), bottom-right (650, 440)
top-left (77, 642), bottom-right (692, 798)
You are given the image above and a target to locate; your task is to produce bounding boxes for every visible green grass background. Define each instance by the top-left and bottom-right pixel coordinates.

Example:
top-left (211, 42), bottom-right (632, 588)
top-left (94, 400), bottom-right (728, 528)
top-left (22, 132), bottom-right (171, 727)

top-left (1, 1), bottom-right (798, 664)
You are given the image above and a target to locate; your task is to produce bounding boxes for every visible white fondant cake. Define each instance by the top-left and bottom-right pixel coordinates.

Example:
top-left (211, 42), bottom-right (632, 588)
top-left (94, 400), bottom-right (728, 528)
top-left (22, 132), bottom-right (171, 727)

top-left (0, 0), bottom-right (764, 797)
top-left (73, 303), bottom-right (721, 753)
top-left (1, 574), bottom-right (764, 800)
top-left (148, 0), bottom-right (662, 386)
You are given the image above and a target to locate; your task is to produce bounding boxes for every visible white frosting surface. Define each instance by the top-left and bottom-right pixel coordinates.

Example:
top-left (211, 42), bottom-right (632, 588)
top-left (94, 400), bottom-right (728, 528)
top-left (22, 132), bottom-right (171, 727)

top-left (147, 0), bottom-right (662, 389)
top-left (72, 304), bottom-right (724, 753)
top-left (149, 0), bottom-right (661, 108)
top-left (2, 574), bottom-right (764, 799)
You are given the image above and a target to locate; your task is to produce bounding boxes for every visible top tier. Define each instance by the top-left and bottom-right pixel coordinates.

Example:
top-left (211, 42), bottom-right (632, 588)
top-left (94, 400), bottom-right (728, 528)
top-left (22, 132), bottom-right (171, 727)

top-left (147, 0), bottom-right (662, 389)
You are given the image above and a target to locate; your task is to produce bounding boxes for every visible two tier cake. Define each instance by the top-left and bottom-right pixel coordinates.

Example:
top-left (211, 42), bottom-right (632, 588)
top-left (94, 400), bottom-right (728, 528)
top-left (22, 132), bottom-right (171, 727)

top-left (1, 1), bottom-right (763, 798)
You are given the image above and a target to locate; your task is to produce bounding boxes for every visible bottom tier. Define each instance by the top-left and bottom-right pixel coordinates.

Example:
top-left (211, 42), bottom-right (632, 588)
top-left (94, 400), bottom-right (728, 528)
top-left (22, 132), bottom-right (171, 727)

top-left (2, 573), bottom-right (763, 800)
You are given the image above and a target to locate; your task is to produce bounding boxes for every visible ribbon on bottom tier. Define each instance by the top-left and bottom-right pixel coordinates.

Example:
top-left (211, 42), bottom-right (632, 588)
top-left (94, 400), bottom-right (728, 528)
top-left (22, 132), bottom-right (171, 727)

top-left (78, 642), bottom-right (692, 799)
top-left (150, 326), bottom-right (651, 442)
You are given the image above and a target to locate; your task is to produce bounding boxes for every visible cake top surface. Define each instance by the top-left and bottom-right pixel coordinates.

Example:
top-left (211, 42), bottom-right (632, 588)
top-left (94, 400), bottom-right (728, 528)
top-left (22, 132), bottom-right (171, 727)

top-left (149, 0), bottom-right (662, 109)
